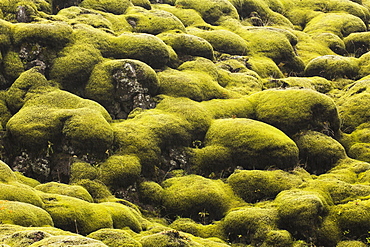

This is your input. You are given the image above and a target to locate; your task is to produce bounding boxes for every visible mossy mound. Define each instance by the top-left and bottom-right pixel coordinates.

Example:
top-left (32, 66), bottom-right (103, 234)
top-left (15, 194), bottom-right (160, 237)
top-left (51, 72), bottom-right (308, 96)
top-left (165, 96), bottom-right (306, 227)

top-left (304, 55), bottom-right (360, 80)
top-left (70, 161), bottom-right (99, 183)
top-left (312, 32), bottom-right (346, 55)
top-left (139, 230), bottom-right (202, 247)
top-left (124, 7), bottom-right (185, 34)
top-left (248, 89), bottom-right (341, 137)
top-left (0, 200), bottom-right (53, 227)
top-left (87, 228), bottom-right (142, 247)
top-left (28, 235), bottom-right (108, 246)
top-left (264, 76), bottom-right (334, 93)
top-left (160, 175), bottom-right (237, 221)
top-left (336, 240), bottom-right (368, 247)
top-left (293, 131), bottom-right (347, 174)
top-left (344, 32), bottom-right (370, 57)
top-left (0, 160), bottom-right (17, 183)
top-left (0, 182), bottom-right (44, 208)
top-left (6, 88), bottom-right (113, 153)
top-left (103, 33), bottom-right (171, 69)
top-left (227, 170), bottom-right (303, 203)
top-left (189, 118), bottom-right (299, 174)
top-left (73, 179), bottom-right (114, 202)
top-left (175, 0), bottom-right (239, 24)
top-left (79, 0), bottom-right (132, 14)
top-left (157, 31), bottom-right (214, 60)
top-left (35, 182), bottom-right (94, 202)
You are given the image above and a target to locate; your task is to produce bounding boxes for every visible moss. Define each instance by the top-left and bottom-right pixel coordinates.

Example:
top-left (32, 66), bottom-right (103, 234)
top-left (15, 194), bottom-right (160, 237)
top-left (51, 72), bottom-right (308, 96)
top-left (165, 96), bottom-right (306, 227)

top-left (275, 189), bottom-right (331, 239)
top-left (28, 235), bottom-right (108, 246)
top-left (247, 56), bottom-right (283, 78)
top-left (264, 76), bottom-right (334, 93)
top-left (169, 218), bottom-right (202, 237)
top-left (175, 0), bottom-right (239, 24)
top-left (35, 182), bottom-right (93, 202)
top-left (139, 230), bottom-right (202, 247)
top-left (293, 131), bottom-right (347, 174)
top-left (138, 181), bottom-right (164, 205)
top-left (14, 171), bottom-right (41, 187)
top-left (0, 229), bottom-right (53, 246)
top-left (312, 32), bottom-right (346, 55)
top-left (222, 206), bottom-right (279, 245)
top-left (6, 89), bottom-right (113, 152)
top-left (248, 89), bottom-right (340, 137)
top-left (0, 160), bottom-right (17, 183)
top-left (260, 230), bottom-right (294, 247)
top-left (303, 13), bottom-right (366, 39)
top-left (157, 31), bottom-right (214, 60)
top-left (153, 4), bottom-right (208, 27)
top-left (49, 42), bottom-right (103, 92)
top-left (98, 155), bottom-right (141, 189)
top-left (124, 7), bottom-right (185, 34)
top-left (187, 28), bottom-right (249, 55)
top-left (73, 179), bottom-right (114, 202)
top-left (0, 200), bottom-right (53, 227)
top-left (130, 0), bottom-right (151, 9)
top-left (227, 170), bottom-right (303, 203)
top-left (2, 49), bottom-right (25, 82)
top-left (304, 55), bottom-right (359, 80)
top-left (348, 142), bottom-right (370, 163)
top-left (100, 202), bottom-right (143, 232)
top-left (336, 240), bottom-right (367, 247)
top-left (12, 21), bottom-right (72, 47)
top-left (200, 97), bottom-right (255, 119)
top-left (40, 193), bottom-right (113, 235)
top-left (161, 175), bottom-right (237, 221)
top-left (85, 58), bottom-right (159, 115)
top-left (104, 32), bottom-right (171, 69)
top-left (0, 19), bottom-right (11, 48)
top-left (70, 161), bottom-right (99, 183)
top-left (332, 199), bottom-right (370, 240)
top-left (0, 182), bottom-right (44, 207)
top-left (79, 0), bottom-right (132, 14)
top-left (344, 32), bottom-right (370, 57)
top-left (195, 118), bottom-right (299, 171)
top-left (87, 228), bottom-right (142, 247)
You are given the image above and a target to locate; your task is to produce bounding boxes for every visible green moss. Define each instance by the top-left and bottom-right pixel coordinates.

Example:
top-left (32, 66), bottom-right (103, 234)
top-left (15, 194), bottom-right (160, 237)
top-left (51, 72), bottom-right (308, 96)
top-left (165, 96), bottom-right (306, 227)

top-left (188, 28), bottom-right (249, 55)
top-left (153, 4), bottom-right (208, 27)
top-left (1, 228), bottom-right (53, 246)
top-left (304, 13), bottom-right (366, 39)
top-left (99, 155), bottom-right (141, 189)
top-left (131, 0), bottom-right (151, 9)
top-left (139, 230), bottom-right (202, 247)
top-left (293, 131), bottom-right (347, 174)
top-left (304, 55), bottom-right (359, 80)
top-left (0, 182), bottom-right (44, 207)
top-left (12, 21), bottom-right (72, 47)
top-left (312, 32), bottom-right (346, 55)
top-left (0, 19), bottom-right (12, 48)
top-left (175, 0), bottom-right (239, 24)
top-left (197, 118), bottom-right (299, 170)
top-left (79, 0), bottom-right (132, 14)
top-left (248, 89), bottom-right (340, 136)
top-left (344, 32), bottom-right (370, 57)
top-left (6, 89), bottom-right (113, 152)
top-left (0, 160), bottom-right (17, 183)
top-left (348, 142), bottom-right (370, 163)
top-left (104, 32), bottom-right (171, 69)
top-left (157, 31), bottom-right (214, 60)
top-left (73, 179), bottom-right (114, 202)
top-left (2, 49), bottom-right (25, 82)
top-left (49, 42), bottom-right (103, 91)
top-left (29, 235), bottom-right (108, 246)
top-left (358, 52), bottom-right (370, 78)
top-left (199, 97), bottom-right (255, 119)
top-left (138, 181), bottom-right (164, 205)
top-left (0, 200), bottom-right (53, 227)
top-left (124, 7), bottom-right (185, 34)
top-left (35, 182), bottom-right (93, 202)
top-left (70, 161), bottom-right (99, 183)
top-left (247, 56), bottom-right (283, 78)
top-left (100, 202), bottom-right (143, 232)
top-left (87, 228), bottom-right (142, 247)
top-left (161, 175), bottom-right (237, 221)
top-left (264, 76), bottom-right (334, 93)
top-left (227, 170), bottom-right (303, 203)
top-left (14, 172), bottom-right (41, 187)
top-left (40, 193), bottom-right (113, 235)
top-left (336, 241), bottom-right (367, 247)
top-left (222, 206), bottom-right (279, 245)
top-left (85, 58), bottom-right (159, 111)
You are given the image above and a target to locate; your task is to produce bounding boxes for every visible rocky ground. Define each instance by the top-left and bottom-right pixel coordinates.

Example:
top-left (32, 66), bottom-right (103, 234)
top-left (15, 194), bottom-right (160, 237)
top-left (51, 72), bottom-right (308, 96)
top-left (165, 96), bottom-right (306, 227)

top-left (1, 0), bottom-right (370, 246)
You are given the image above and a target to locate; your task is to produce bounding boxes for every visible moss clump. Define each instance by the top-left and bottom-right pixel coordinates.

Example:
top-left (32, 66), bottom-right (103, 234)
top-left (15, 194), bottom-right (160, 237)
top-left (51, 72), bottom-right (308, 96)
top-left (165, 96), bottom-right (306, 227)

top-left (0, 200), bottom-right (53, 227)
top-left (175, 0), bottom-right (239, 24)
top-left (336, 240), bottom-right (367, 247)
top-left (157, 32), bottom-right (214, 60)
top-left (0, 92), bottom-right (11, 129)
top-left (87, 228), bottom-right (142, 247)
top-left (35, 182), bottom-right (93, 202)
top-left (193, 118), bottom-right (299, 171)
top-left (104, 33), bottom-right (170, 69)
top-left (73, 179), bottom-right (114, 202)
top-left (14, 171), bottom-right (41, 187)
top-left (29, 235), bottom-right (108, 246)
top-left (161, 175), bottom-right (236, 221)
top-left (49, 43), bottom-right (103, 92)
top-left (1, 228), bottom-right (53, 246)
top-left (247, 56), bottom-right (284, 79)
top-left (303, 13), bottom-right (367, 39)
top-left (344, 32), bottom-right (370, 57)
top-left (227, 170), bottom-right (303, 203)
top-left (12, 22), bottom-right (72, 47)
top-left (200, 97), bottom-right (254, 119)
top-left (139, 230), bottom-right (202, 247)
top-left (138, 181), bottom-right (164, 205)
top-left (222, 206), bottom-right (279, 245)
top-left (293, 131), bottom-right (347, 174)
top-left (40, 193), bottom-right (113, 235)
top-left (100, 202), bottom-right (143, 232)
top-left (248, 89), bottom-right (341, 137)
top-left (264, 76), bottom-right (334, 94)
top-left (70, 161), bottom-right (99, 183)
top-left (124, 7), bottom-right (185, 34)
top-left (188, 28), bottom-right (249, 55)
top-left (99, 155), bottom-right (141, 189)
top-left (2, 50), bottom-right (26, 83)
top-left (0, 182), bottom-right (44, 207)
top-left (0, 160), bottom-right (17, 183)
top-left (304, 55), bottom-right (359, 80)
top-left (79, 0), bottom-right (132, 14)
top-left (6, 89), bottom-right (114, 152)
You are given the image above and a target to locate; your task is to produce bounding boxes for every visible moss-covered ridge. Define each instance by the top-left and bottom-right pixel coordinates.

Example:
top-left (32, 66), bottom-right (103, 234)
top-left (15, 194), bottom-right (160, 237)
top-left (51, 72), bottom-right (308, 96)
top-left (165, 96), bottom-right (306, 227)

top-left (2, 0), bottom-right (370, 246)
